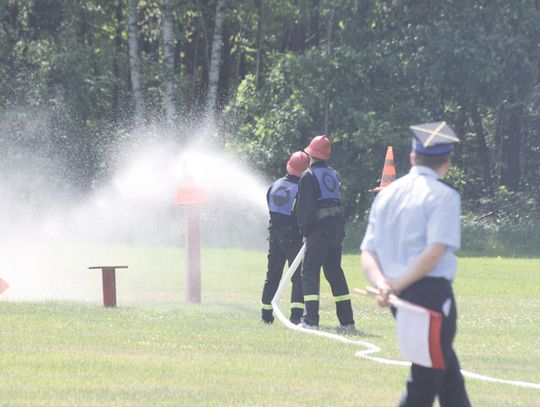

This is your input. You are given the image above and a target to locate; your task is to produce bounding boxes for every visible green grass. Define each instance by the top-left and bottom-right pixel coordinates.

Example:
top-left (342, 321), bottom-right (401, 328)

top-left (0, 246), bottom-right (539, 406)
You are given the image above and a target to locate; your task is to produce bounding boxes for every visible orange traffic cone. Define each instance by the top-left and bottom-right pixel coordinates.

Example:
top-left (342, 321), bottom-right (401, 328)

top-left (369, 146), bottom-right (397, 192)
top-left (0, 278), bottom-right (9, 295)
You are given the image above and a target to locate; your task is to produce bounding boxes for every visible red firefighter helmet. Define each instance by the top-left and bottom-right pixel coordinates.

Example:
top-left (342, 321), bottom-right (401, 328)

top-left (305, 135), bottom-right (331, 160)
top-left (286, 151), bottom-right (309, 177)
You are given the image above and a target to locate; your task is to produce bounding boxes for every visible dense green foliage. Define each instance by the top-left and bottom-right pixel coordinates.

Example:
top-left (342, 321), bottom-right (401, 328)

top-left (227, 0), bottom-right (540, 220)
top-left (1, 1), bottom-right (539, 252)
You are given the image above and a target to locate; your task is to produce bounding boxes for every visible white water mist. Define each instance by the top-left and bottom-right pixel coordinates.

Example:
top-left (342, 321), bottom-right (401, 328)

top-left (0, 113), bottom-right (269, 302)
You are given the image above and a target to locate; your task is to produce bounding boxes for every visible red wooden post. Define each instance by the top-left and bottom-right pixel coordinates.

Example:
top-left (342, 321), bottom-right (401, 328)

top-left (175, 163), bottom-right (206, 303)
top-left (89, 266), bottom-right (128, 307)
top-left (185, 206), bottom-right (201, 303)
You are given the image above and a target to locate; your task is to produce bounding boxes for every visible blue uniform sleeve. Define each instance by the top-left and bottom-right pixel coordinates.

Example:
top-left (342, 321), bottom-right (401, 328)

top-left (427, 189), bottom-right (461, 251)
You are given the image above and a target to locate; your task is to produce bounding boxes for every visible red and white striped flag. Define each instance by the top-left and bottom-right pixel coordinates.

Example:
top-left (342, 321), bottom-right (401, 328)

top-left (395, 299), bottom-right (446, 369)
top-left (0, 278), bottom-right (9, 295)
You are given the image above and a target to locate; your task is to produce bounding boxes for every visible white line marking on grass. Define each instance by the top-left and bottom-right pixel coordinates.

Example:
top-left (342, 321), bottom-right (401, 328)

top-left (271, 244), bottom-right (540, 390)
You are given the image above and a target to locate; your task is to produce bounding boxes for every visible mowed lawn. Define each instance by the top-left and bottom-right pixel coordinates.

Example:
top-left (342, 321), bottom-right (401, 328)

top-left (0, 245), bottom-right (539, 406)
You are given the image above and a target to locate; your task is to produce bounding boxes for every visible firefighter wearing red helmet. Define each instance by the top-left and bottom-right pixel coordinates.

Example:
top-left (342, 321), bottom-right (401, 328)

top-left (296, 135), bottom-right (356, 332)
top-left (260, 151), bottom-right (310, 324)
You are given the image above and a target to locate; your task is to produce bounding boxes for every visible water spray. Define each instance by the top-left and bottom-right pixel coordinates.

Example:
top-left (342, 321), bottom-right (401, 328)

top-left (0, 126), bottom-right (268, 303)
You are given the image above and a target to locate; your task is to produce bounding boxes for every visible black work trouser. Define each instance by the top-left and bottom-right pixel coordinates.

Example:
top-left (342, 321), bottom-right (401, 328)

top-left (301, 227), bottom-right (354, 327)
top-left (261, 225), bottom-right (304, 322)
top-left (395, 278), bottom-right (471, 407)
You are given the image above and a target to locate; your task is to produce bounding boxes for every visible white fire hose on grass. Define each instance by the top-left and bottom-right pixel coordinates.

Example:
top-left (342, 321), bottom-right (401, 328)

top-left (270, 243), bottom-right (540, 390)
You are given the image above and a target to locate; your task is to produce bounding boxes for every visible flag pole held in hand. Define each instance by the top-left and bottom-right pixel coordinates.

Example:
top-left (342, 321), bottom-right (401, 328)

top-left (354, 286), bottom-right (446, 369)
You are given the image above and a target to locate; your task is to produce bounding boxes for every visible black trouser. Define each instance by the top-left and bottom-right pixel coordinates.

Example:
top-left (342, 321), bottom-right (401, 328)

top-left (395, 278), bottom-right (470, 407)
top-left (261, 225), bottom-right (304, 323)
top-left (301, 226), bottom-right (354, 327)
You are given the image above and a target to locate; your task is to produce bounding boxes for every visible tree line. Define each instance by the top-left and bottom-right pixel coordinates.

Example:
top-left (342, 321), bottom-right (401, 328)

top-left (1, 0), bottom-right (539, 230)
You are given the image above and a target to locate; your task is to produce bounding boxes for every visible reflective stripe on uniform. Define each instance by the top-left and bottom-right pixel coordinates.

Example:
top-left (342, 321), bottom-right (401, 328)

top-left (290, 302), bottom-right (305, 309)
top-left (304, 294), bottom-right (319, 302)
top-left (334, 294), bottom-right (351, 302)
top-left (261, 303), bottom-right (273, 310)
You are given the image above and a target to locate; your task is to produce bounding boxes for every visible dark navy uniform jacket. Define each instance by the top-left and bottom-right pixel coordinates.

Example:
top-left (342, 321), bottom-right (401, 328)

top-left (297, 160), bottom-right (342, 237)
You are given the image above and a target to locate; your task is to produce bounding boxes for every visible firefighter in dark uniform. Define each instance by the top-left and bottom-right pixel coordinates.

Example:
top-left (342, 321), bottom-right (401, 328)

top-left (296, 135), bottom-right (355, 331)
top-left (361, 122), bottom-right (471, 406)
top-left (261, 151), bottom-right (310, 324)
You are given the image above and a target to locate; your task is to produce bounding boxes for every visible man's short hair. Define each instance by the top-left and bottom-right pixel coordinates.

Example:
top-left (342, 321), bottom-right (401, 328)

top-left (413, 151), bottom-right (451, 169)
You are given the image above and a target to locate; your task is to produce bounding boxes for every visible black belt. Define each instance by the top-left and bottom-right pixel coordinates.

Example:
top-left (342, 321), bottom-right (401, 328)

top-left (316, 206), bottom-right (342, 221)
top-left (270, 224), bottom-right (299, 232)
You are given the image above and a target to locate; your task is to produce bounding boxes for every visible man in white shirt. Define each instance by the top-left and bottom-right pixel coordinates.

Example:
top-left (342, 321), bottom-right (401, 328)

top-left (360, 122), bottom-right (471, 407)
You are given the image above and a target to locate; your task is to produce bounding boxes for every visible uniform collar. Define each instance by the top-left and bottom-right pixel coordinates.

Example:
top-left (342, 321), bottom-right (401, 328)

top-left (410, 165), bottom-right (439, 179)
top-left (285, 174), bottom-right (300, 182)
top-left (310, 160), bottom-right (327, 168)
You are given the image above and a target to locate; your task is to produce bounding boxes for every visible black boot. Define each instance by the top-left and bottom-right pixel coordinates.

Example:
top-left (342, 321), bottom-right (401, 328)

top-left (290, 308), bottom-right (303, 325)
top-left (261, 309), bottom-right (274, 324)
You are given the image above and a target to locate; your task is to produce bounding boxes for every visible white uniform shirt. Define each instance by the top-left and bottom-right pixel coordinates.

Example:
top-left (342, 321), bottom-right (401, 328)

top-left (361, 165), bottom-right (461, 281)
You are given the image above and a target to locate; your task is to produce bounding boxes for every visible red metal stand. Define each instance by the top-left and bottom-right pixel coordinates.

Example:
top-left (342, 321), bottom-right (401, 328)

top-left (175, 163), bottom-right (206, 304)
top-left (185, 206), bottom-right (201, 303)
top-left (88, 265), bottom-right (128, 307)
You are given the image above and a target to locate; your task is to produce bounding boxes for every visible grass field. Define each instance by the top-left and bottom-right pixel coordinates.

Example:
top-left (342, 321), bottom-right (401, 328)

top-left (0, 245), bottom-right (539, 406)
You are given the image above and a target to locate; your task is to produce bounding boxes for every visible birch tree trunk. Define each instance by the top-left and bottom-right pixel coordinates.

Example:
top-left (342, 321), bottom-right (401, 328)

top-left (255, 0), bottom-right (262, 88)
top-left (127, 0), bottom-right (145, 125)
top-left (112, 1), bottom-right (123, 122)
top-left (207, 0), bottom-right (226, 117)
top-left (323, 2), bottom-right (336, 134)
top-left (190, 34), bottom-right (199, 109)
top-left (162, 0), bottom-right (176, 125)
